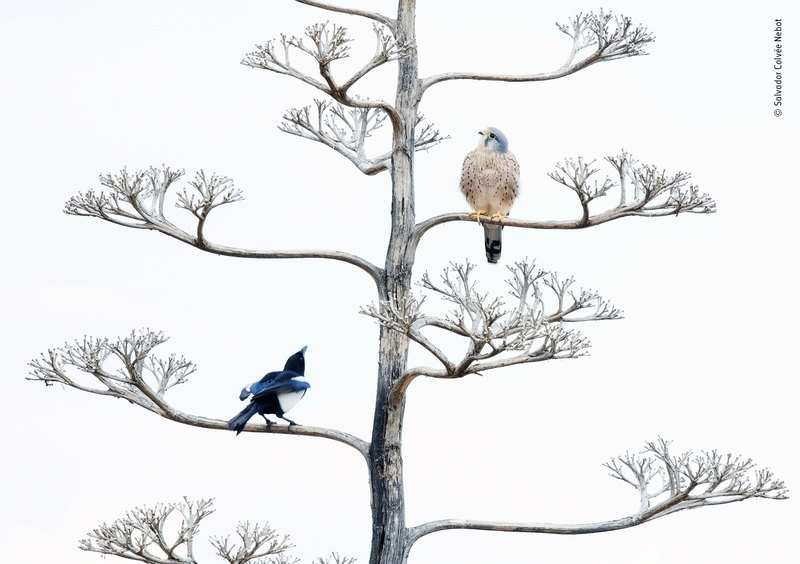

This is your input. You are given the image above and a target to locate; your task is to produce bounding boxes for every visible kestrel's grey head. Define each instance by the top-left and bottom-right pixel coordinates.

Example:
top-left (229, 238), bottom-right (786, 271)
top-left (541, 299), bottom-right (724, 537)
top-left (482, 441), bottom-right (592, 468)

top-left (478, 127), bottom-right (510, 154)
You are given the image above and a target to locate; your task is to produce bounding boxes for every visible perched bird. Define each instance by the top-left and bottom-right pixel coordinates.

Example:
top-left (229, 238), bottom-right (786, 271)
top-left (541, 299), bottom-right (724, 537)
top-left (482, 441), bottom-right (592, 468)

top-left (460, 127), bottom-right (520, 263)
top-left (228, 346), bottom-right (310, 435)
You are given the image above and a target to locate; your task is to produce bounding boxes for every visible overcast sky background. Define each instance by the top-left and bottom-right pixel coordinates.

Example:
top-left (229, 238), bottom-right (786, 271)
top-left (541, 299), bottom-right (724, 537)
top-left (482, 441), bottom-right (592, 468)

top-left (1, 1), bottom-right (798, 563)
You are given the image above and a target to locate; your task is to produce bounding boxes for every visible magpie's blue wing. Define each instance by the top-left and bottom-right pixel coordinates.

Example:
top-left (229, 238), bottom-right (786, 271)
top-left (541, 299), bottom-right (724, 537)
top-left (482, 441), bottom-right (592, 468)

top-left (251, 379), bottom-right (305, 399)
top-left (239, 370), bottom-right (282, 400)
top-left (243, 370), bottom-right (306, 399)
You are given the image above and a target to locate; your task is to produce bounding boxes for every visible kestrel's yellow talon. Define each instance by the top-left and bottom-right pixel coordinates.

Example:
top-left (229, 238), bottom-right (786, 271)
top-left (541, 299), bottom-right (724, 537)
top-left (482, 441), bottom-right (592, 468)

top-left (468, 210), bottom-right (487, 221)
top-left (491, 213), bottom-right (509, 219)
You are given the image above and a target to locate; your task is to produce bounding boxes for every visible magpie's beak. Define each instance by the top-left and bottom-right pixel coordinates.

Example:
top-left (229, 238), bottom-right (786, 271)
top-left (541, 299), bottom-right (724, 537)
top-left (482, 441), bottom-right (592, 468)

top-left (300, 345), bottom-right (308, 355)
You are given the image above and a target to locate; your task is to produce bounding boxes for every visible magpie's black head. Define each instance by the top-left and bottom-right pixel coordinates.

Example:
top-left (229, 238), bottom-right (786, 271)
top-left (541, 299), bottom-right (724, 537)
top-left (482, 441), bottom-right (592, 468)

top-left (283, 345), bottom-right (307, 375)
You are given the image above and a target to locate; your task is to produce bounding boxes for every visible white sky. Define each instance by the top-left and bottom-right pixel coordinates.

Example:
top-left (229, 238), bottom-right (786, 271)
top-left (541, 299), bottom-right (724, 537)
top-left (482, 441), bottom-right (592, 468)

top-left (1, 1), bottom-right (798, 563)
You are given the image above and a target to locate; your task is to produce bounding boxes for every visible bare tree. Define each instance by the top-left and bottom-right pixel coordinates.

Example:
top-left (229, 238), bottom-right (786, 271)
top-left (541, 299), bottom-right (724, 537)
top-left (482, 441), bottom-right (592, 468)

top-left (29, 2), bottom-right (785, 564)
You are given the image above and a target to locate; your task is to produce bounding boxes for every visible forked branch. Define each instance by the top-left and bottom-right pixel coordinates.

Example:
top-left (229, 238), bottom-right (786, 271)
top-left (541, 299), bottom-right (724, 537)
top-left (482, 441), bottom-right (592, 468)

top-left (420, 10), bottom-right (654, 93)
top-left (413, 150), bottom-right (716, 243)
top-left (80, 498), bottom-right (215, 564)
top-left (176, 171), bottom-right (243, 243)
top-left (280, 100), bottom-right (446, 175)
top-left (548, 157), bottom-right (614, 225)
top-left (605, 437), bottom-right (788, 512)
top-left (65, 166), bottom-right (383, 286)
top-left (211, 520), bottom-right (296, 564)
top-left (242, 21), bottom-right (403, 128)
top-left (28, 330), bottom-right (370, 460)
top-left (80, 497), bottom-right (353, 564)
top-left (407, 438), bottom-right (787, 546)
top-left (361, 260), bottom-right (620, 399)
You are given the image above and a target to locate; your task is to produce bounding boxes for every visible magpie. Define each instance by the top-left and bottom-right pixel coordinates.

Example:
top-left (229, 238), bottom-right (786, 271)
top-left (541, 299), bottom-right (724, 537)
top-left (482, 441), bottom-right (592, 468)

top-left (228, 346), bottom-right (310, 435)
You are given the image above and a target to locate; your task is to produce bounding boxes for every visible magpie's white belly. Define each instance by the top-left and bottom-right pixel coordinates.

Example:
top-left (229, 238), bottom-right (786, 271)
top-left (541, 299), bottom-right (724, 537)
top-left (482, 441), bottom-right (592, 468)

top-left (277, 389), bottom-right (306, 413)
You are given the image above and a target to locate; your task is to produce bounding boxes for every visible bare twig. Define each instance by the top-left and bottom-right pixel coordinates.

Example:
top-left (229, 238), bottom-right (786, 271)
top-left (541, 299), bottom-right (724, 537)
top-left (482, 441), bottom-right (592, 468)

top-left (557, 10), bottom-right (653, 62)
top-left (176, 171), bottom-right (242, 244)
top-left (606, 150), bottom-right (634, 207)
top-left (547, 158), bottom-right (615, 226)
top-left (313, 554), bottom-right (357, 564)
top-left (407, 438), bottom-right (787, 546)
top-left (79, 498), bottom-right (215, 564)
top-left (242, 21), bottom-right (401, 128)
top-left (28, 330), bottom-right (370, 460)
top-left (211, 521), bottom-right (296, 564)
top-left (280, 101), bottom-right (446, 174)
top-left (413, 113), bottom-right (449, 152)
top-left (342, 23), bottom-right (410, 91)
top-left (65, 166), bottom-right (383, 286)
top-left (420, 10), bottom-right (654, 94)
top-left (280, 100), bottom-right (388, 174)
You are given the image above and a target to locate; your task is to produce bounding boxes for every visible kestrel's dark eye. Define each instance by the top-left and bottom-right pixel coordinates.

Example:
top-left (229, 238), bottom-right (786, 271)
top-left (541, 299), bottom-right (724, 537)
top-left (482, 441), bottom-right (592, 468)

top-left (489, 132), bottom-right (496, 139)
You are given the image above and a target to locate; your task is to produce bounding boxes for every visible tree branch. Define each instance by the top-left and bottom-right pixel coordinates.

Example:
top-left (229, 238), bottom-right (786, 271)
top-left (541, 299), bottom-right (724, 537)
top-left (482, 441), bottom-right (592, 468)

top-left (294, 0), bottom-right (396, 33)
top-left (282, 98), bottom-right (387, 173)
top-left (65, 167), bottom-right (384, 288)
top-left (419, 10), bottom-right (654, 94)
top-left (407, 437), bottom-right (787, 546)
top-left (341, 23), bottom-right (406, 91)
top-left (28, 330), bottom-right (370, 462)
top-left (80, 497), bottom-right (353, 564)
top-left (360, 259), bottom-right (620, 402)
top-left (412, 150), bottom-right (715, 245)
top-left (80, 498), bottom-right (215, 564)
top-left (547, 158), bottom-right (614, 225)
top-left (280, 100), bottom-right (447, 175)
top-left (242, 21), bottom-right (402, 130)
top-left (210, 520), bottom-right (296, 564)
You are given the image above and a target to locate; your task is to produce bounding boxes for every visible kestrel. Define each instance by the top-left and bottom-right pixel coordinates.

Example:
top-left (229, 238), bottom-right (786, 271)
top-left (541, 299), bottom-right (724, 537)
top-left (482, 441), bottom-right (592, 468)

top-left (460, 127), bottom-right (520, 263)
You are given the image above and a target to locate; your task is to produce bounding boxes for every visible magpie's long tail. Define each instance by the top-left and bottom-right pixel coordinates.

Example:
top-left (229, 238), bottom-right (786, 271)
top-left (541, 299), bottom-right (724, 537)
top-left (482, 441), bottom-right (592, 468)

top-left (228, 402), bottom-right (259, 435)
top-left (483, 223), bottom-right (503, 264)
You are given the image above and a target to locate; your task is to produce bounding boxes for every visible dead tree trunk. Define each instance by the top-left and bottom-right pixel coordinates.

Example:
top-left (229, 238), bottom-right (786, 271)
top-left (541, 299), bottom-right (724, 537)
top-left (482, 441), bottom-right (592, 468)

top-left (368, 3), bottom-right (419, 562)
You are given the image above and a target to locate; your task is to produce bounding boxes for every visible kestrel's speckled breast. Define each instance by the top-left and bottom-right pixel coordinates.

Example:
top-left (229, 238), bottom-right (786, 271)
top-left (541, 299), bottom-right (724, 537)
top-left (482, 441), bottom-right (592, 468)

top-left (460, 149), bottom-right (520, 216)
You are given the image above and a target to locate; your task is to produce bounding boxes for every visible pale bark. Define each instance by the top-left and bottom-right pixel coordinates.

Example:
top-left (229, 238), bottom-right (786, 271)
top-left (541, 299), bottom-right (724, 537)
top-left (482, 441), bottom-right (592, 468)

top-left (364, 3), bottom-right (419, 561)
top-left (294, 0), bottom-right (397, 32)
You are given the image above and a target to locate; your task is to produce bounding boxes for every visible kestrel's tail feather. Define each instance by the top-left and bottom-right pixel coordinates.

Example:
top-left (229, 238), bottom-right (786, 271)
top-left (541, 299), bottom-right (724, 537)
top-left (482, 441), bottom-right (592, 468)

top-left (483, 223), bottom-right (502, 264)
